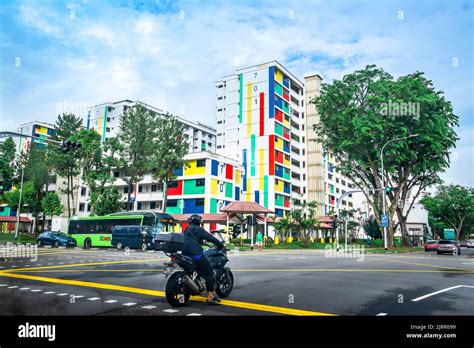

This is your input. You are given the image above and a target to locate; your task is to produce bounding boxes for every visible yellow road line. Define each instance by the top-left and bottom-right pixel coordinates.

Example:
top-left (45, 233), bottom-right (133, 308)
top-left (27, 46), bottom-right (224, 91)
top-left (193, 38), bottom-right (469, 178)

top-left (0, 272), bottom-right (333, 316)
top-left (367, 256), bottom-right (473, 272)
top-left (0, 258), bottom-right (167, 272)
top-left (12, 268), bottom-right (474, 274)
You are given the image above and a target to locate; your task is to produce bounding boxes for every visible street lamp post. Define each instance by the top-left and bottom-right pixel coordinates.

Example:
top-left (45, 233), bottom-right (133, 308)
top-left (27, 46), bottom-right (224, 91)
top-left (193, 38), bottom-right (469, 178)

top-left (380, 134), bottom-right (419, 250)
top-left (14, 163), bottom-right (25, 241)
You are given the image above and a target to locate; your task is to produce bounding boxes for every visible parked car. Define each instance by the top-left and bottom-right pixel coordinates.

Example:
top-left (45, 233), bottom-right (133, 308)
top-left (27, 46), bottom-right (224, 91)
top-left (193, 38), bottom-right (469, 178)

top-left (437, 240), bottom-right (461, 255)
top-left (424, 240), bottom-right (438, 252)
top-left (467, 240), bottom-right (474, 248)
top-left (460, 240), bottom-right (468, 247)
top-left (36, 231), bottom-right (77, 248)
top-left (111, 225), bottom-right (156, 251)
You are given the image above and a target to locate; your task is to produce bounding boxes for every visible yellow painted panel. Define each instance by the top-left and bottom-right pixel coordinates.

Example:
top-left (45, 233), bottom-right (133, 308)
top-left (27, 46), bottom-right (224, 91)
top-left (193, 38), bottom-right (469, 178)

top-left (284, 157), bottom-right (291, 167)
top-left (235, 170), bottom-right (241, 185)
top-left (275, 69), bottom-right (283, 84)
top-left (275, 137), bottom-right (283, 151)
top-left (247, 83), bottom-right (252, 136)
top-left (184, 160), bottom-right (206, 176)
top-left (211, 179), bottom-right (218, 195)
top-left (259, 149), bottom-right (264, 190)
top-left (98, 116), bottom-right (103, 136)
top-left (36, 126), bottom-right (48, 135)
top-left (275, 180), bottom-right (283, 192)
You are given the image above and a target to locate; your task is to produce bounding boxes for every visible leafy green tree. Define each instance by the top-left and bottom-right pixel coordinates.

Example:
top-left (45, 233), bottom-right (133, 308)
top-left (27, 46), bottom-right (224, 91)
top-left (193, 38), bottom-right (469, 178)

top-left (72, 129), bottom-right (123, 215)
top-left (4, 181), bottom-right (38, 233)
top-left (273, 216), bottom-right (291, 242)
top-left (41, 192), bottom-right (63, 224)
top-left (339, 208), bottom-right (362, 243)
top-left (49, 113), bottom-right (83, 218)
top-left (0, 137), bottom-right (16, 194)
top-left (421, 185), bottom-right (474, 241)
top-left (313, 65), bottom-right (458, 247)
top-left (94, 186), bottom-right (123, 216)
top-left (363, 217), bottom-right (382, 240)
top-left (289, 200), bottom-right (319, 247)
top-left (117, 103), bottom-right (159, 210)
top-left (151, 112), bottom-right (189, 212)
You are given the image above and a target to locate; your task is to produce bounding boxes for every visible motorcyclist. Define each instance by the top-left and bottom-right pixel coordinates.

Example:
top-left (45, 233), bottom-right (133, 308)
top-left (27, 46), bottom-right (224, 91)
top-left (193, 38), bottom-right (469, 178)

top-left (182, 214), bottom-right (225, 304)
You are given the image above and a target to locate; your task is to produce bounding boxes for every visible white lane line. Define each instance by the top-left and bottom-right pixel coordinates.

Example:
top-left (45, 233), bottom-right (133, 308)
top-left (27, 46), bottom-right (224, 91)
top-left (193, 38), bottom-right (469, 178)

top-left (376, 313), bottom-right (387, 316)
top-left (104, 300), bottom-right (118, 303)
top-left (19, 287), bottom-right (31, 290)
top-left (412, 285), bottom-right (474, 302)
top-left (73, 295), bottom-right (85, 299)
top-left (187, 313), bottom-right (202, 316)
top-left (142, 305), bottom-right (157, 309)
top-left (24, 265), bottom-right (30, 267)
top-left (57, 293), bottom-right (68, 296)
top-left (163, 309), bottom-right (179, 313)
top-left (8, 286), bottom-right (19, 289)
top-left (87, 297), bottom-right (100, 301)
top-left (10, 266), bottom-right (18, 268)
top-left (122, 302), bottom-right (136, 306)
top-left (0, 284), bottom-right (8, 286)
top-left (0, 267), bottom-right (5, 269)
top-left (44, 291), bottom-right (55, 294)
top-left (31, 289), bottom-right (42, 292)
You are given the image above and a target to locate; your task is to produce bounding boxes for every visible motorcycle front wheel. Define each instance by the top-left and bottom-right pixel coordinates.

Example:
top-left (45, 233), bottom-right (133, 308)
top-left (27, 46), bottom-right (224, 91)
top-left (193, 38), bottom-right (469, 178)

top-left (165, 271), bottom-right (191, 307)
top-left (216, 268), bottom-right (234, 298)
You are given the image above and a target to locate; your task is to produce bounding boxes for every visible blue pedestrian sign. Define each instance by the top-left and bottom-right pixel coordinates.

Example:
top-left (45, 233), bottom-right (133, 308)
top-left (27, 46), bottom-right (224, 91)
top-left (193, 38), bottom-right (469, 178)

top-left (381, 214), bottom-right (389, 228)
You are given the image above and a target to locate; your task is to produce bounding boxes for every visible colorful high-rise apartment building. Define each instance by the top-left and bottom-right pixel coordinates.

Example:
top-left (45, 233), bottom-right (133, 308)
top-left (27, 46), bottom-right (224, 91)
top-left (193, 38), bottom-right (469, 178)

top-left (216, 61), bottom-right (306, 218)
top-left (16, 121), bottom-right (55, 154)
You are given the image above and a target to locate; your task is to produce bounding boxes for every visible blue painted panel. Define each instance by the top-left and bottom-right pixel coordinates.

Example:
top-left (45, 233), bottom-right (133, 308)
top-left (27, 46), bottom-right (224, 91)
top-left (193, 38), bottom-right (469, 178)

top-left (283, 76), bottom-right (289, 88)
top-left (275, 164), bottom-right (284, 178)
top-left (283, 141), bottom-right (290, 153)
top-left (211, 160), bottom-right (218, 176)
top-left (276, 209), bottom-right (283, 217)
top-left (255, 190), bottom-right (260, 204)
top-left (275, 95), bottom-right (282, 109)
top-left (235, 187), bottom-right (240, 201)
top-left (183, 199), bottom-right (204, 214)
top-left (173, 166), bottom-right (183, 176)
top-left (284, 182), bottom-right (291, 194)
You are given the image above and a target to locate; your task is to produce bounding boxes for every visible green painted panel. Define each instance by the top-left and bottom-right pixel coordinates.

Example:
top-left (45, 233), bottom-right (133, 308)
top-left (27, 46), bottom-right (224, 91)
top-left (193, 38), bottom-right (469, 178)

top-left (225, 182), bottom-right (233, 198)
top-left (0, 207), bottom-right (11, 217)
top-left (275, 194), bottom-right (284, 207)
top-left (166, 199), bottom-right (182, 214)
top-left (275, 123), bottom-right (283, 137)
top-left (274, 82), bottom-right (283, 96)
top-left (239, 74), bottom-right (243, 123)
top-left (282, 101), bottom-right (289, 115)
top-left (251, 134), bottom-right (256, 176)
top-left (284, 168), bottom-right (291, 180)
top-left (183, 179), bottom-right (205, 195)
top-left (263, 176), bottom-right (268, 208)
top-left (210, 198), bottom-right (218, 214)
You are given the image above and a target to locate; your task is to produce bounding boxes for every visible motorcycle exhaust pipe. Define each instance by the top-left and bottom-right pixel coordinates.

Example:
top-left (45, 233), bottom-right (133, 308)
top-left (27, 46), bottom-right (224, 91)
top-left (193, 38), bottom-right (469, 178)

top-left (183, 275), bottom-right (201, 295)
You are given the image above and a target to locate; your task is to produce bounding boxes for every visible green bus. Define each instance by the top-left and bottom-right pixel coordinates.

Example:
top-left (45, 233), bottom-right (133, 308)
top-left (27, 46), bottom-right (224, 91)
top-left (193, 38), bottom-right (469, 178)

top-left (68, 211), bottom-right (175, 248)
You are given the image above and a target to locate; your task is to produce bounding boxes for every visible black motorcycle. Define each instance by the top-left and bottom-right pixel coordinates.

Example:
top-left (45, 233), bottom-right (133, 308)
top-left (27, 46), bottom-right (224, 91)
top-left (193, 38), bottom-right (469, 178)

top-left (159, 236), bottom-right (234, 307)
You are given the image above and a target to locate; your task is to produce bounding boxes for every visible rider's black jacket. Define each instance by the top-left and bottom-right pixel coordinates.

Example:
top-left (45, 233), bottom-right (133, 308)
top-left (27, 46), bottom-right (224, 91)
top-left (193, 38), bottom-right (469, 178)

top-left (182, 225), bottom-right (224, 256)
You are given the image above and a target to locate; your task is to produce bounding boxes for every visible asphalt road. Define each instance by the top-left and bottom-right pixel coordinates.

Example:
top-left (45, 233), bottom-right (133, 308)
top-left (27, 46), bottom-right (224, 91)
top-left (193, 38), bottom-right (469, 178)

top-left (0, 246), bottom-right (473, 316)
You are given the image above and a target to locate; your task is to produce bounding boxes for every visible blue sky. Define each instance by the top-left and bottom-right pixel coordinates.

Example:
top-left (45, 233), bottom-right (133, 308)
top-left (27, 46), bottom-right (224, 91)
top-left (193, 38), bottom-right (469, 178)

top-left (0, 0), bottom-right (472, 186)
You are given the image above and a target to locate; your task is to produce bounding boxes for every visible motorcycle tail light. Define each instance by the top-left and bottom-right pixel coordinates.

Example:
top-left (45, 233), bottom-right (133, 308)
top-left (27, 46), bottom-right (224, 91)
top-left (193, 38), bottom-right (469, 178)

top-left (171, 256), bottom-right (176, 260)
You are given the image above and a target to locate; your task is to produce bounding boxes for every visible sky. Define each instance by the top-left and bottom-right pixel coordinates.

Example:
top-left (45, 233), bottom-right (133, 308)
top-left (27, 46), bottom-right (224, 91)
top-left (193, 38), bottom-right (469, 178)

top-left (0, 0), bottom-right (473, 186)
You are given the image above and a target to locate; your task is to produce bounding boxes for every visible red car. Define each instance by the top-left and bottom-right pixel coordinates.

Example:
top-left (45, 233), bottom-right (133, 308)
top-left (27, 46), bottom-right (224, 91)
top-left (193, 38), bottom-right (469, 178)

top-left (425, 240), bottom-right (438, 252)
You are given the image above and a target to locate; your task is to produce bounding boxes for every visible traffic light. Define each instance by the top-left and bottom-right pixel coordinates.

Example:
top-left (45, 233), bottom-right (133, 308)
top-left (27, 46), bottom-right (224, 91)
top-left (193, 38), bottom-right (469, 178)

top-left (246, 215), bottom-right (255, 226)
top-left (60, 140), bottom-right (81, 153)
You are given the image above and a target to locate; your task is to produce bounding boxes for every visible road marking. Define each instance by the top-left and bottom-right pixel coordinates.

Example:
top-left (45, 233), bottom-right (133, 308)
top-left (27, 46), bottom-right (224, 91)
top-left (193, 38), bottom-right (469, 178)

top-left (229, 269), bottom-right (474, 273)
top-left (6, 258), bottom-right (167, 272)
top-left (8, 286), bottom-right (18, 288)
top-left (376, 313), bottom-right (387, 316)
top-left (44, 291), bottom-right (55, 294)
top-left (0, 284), bottom-right (8, 286)
top-left (187, 313), bottom-right (202, 316)
top-left (17, 269), bottom-right (164, 273)
top-left (57, 293), bottom-right (68, 296)
top-left (19, 287), bottom-right (30, 290)
top-left (163, 309), bottom-right (179, 313)
top-left (104, 300), bottom-right (118, 303)
top-left (142, 305), bottom-right (156, 309)
top-left (87, 297), bottom-right (100, 301)
top-left (368, 256), bottom-right (473, 272)
top-left (0, 272), bottom-right (335, 316)
top-left (73, 295), bottom-right (84, 299)
top-left (122, 302), bottom-right (136, 306)
top-left (31, 289), bottom-right (42, 292)
top-left (412, 285), bottom-right (474, 302)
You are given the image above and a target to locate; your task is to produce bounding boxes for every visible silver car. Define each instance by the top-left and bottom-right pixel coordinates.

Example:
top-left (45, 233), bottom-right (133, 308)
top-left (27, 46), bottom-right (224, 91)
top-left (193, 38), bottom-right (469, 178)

top-left (437, 240), bottom-right (461, 255)
top-left (467, 240), bottom-right (474, 248)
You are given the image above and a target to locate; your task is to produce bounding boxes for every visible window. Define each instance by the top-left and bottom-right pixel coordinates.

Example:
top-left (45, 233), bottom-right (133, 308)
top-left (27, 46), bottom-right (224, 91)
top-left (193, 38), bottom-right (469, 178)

top-left (114, 171), bottom-right (120, 178)
top-left (217, 108), bottom-right (223, 112)
top-left (138, 185), bottom-right (143, 193)
top-left (196, 198), bottom-right (204, 206)
top-left (124, 186), bottom-right (129, 194)
top-left (336, 178), bottom-right (340, 183)
top-left (150, 201), bottom-right (156, 209)
top-left (342, 180), bottom-right (346, 186)
top-left (217, 145), bottom-right (222, 149)
top-left (137, 202), bottom-right (142, 210)
top-left (80, 187), bottom-right (87, 196)
top-left (328, 174), bottom-right (333, 180)
top-left (87, 204), bottom-right (91, 212)
top-left (168, 200), bottom-right (178, 207)
top-left (79, 203), bottom-right (85, 212)
top-left (218, 96), bottom-right (223, 100)
top-left (217, 120), bottom-right (223, 124)
top-left (151, 184), bottom-right (157, 192)
top-left (208, 142), bottom-right (212, 147)
top-left (168, 181), bottom-right (178, 188)
top-left (197, 159), bottom-right (206, 167)
top-left (106, 127), bottom-right (111, 132)
top-left (336, 188), bottom-right (340, 194)
top-left (196, 179), bottom-right (205, 186)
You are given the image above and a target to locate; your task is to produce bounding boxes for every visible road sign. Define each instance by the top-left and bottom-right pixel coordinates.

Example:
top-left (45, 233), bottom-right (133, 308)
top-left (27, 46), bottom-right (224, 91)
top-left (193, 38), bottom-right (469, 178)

top-left (381, 214), bottom-right (389, 228)
top-left (443, 229), bottom-right (455, 240)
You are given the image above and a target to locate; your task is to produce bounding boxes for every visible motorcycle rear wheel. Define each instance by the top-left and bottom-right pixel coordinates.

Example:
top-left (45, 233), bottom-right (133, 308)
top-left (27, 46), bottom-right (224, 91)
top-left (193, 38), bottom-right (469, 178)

top-left (165, 271), bottom-right (191, 307)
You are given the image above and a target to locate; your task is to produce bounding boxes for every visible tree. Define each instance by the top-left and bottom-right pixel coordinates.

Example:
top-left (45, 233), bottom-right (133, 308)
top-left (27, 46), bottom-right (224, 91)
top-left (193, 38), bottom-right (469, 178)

top-left (339, 208), bottom-right (362, 243)
top-left (313, 65), bottom-right (458, 247)
top-left (117, 103), bottom-right (159, 210)
top-left (72, 129), bottom-right (123, 215)
top-left (289, 200), bottom-right (319, 247)
top-left (0, 137), bottom-right (16, 194)
top-left (362, 216), bottom-right (382, 240)
top-left (421, 185), bottom-right (474, 241)
top-left (41, 192), bottom-right (63, 224)
top-left (49, 113), bottom-right (83, 218)
top-left (273, 217), bottom-right (291, 242)
top-left (4, 181), bottom-right (38, 233)
top-left (151, 112), bottom-right (189, 213)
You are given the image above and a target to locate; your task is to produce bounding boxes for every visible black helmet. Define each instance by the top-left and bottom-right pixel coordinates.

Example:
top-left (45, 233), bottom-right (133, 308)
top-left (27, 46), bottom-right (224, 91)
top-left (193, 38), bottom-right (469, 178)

top-left (188, 214), bottom-right (202, 226)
